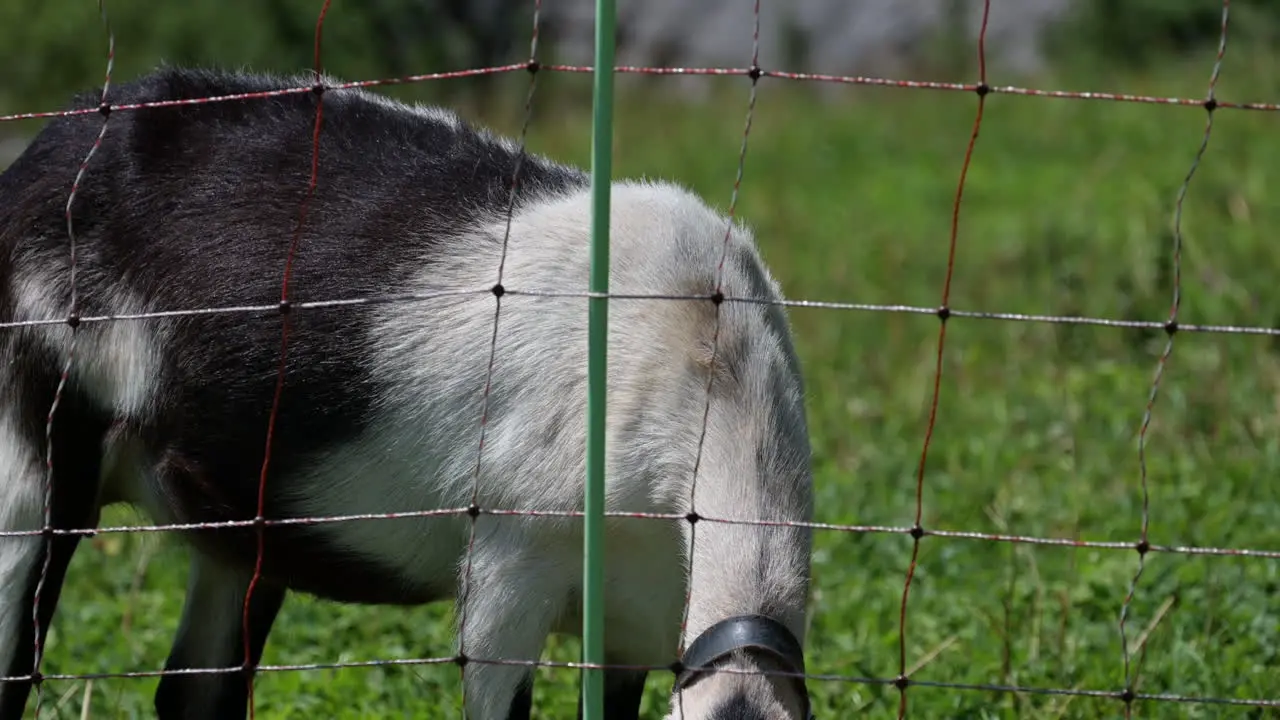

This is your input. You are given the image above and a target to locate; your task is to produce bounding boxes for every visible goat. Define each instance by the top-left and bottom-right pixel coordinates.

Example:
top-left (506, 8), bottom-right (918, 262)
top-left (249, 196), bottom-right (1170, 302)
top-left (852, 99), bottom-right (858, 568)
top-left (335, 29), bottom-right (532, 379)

top-left (0, 67), bottom-right (815, 720)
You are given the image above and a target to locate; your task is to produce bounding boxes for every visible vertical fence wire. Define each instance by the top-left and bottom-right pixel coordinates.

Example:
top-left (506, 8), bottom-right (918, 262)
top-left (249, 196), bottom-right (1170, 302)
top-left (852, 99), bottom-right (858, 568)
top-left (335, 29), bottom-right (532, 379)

top-left (895, 2), bottom-right (990, 717)
top-left (455, 1), bottom-right (545, 716)
top-left (670, 0), bottom-right (757, 702)
top-left (30, 2), bottom-right (114, 717)
top-left (242, 1), bottom-right (333, 715)
top-left (1116, 2), bottom-right (1230, 715)
top-left (674, 1), bottom-right (762, 716)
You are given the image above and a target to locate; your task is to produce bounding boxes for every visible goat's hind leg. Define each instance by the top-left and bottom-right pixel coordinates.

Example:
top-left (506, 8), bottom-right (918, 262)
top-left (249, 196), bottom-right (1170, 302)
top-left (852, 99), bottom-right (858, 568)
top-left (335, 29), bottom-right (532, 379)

top-left (154, 551), bottom-right (285, 720)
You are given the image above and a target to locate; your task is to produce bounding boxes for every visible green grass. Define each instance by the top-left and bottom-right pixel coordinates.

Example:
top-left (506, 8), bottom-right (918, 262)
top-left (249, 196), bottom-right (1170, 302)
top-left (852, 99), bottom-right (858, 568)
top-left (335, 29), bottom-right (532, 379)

top-left (17, 46), bottom-right (1280, 719)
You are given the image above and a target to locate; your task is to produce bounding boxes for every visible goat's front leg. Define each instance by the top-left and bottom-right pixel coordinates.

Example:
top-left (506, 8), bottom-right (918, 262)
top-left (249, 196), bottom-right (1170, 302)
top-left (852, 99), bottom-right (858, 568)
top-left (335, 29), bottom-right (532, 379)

top-left (0, 425), bottom-right (100, 720)
top-left (456, 532), bottom-right (565, 720)
top-left (154, 551), bottom-right (285, 720)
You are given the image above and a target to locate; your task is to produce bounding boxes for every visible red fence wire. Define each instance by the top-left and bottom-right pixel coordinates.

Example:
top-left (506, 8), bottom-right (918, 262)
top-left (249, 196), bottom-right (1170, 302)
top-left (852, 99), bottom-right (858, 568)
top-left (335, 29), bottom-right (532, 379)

top-left (894, 1), bottom-right (991, 715)
top-left (2, 0), bottom-right (1278, 716)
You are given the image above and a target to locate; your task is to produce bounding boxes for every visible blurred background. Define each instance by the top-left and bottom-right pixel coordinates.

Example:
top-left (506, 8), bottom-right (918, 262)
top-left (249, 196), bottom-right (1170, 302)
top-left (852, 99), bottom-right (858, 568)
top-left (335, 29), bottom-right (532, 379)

top-left (4, 0), bottom-right (1280, 718)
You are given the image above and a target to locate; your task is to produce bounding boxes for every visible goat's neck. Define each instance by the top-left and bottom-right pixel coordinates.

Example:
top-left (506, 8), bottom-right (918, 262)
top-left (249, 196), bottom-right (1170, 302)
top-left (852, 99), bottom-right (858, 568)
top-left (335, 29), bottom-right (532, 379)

top-left (678, 460), bottom-right (812, 651)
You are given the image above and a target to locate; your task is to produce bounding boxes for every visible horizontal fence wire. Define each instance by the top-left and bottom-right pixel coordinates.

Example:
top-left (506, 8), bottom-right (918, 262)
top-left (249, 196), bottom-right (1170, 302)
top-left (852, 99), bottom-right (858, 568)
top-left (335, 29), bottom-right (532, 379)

top-left (0, 510), bottom-right (1277, 559)
top-left (2, 0), bottom-right (1278, 715)
top-left (5, 65), bottom-right (1280, 127)
top-left (6, 290), bottom-right (1280, 337)
top-left (4, 661), bottom-right (1280, 710)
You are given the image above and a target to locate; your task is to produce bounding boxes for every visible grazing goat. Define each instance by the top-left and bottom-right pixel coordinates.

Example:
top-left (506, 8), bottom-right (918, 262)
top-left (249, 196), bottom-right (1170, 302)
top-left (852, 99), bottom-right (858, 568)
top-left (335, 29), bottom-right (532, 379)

top-left (0, 67), bottom-right (815, 720)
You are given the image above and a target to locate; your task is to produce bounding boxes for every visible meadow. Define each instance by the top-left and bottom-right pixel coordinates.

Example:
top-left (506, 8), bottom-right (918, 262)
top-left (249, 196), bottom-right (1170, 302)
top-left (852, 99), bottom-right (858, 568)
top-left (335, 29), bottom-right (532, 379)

top-left (8, 37), bottom-right (1280, 720)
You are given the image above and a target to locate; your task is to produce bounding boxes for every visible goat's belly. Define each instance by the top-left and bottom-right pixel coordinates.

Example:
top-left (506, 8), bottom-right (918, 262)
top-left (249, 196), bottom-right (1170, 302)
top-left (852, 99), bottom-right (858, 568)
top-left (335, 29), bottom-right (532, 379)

top-left (263, 527), bottom-right (456, 606)
top-left (166, 512), bottom-right (465, 605)
top-left (132, 443), bottom-right (473, 607)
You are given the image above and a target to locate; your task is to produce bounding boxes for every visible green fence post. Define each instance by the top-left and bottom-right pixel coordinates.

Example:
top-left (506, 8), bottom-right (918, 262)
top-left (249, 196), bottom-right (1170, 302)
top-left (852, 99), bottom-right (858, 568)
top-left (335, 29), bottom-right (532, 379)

top-left (583, 0), bottom-right (616, 717)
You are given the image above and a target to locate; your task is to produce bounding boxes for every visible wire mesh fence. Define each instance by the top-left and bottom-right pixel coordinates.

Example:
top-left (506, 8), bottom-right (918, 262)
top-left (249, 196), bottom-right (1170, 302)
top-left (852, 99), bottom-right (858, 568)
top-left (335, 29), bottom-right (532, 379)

top-left (1, 0), bottom-right (1278, 717)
